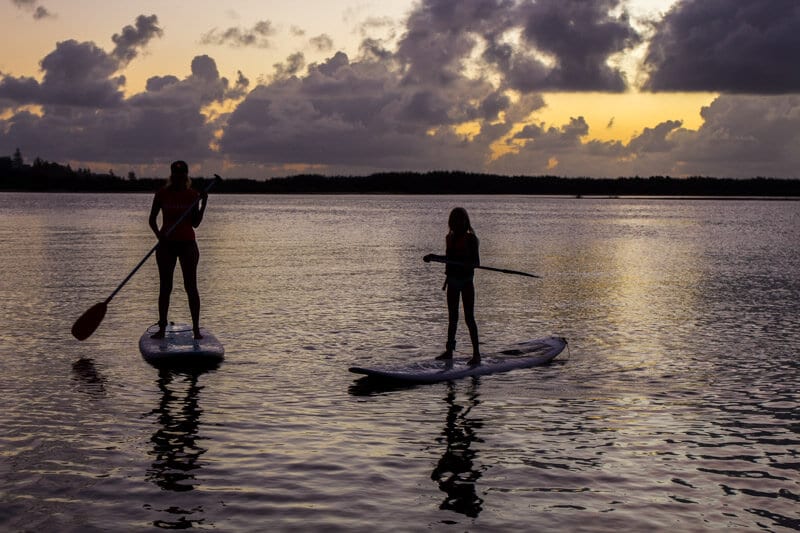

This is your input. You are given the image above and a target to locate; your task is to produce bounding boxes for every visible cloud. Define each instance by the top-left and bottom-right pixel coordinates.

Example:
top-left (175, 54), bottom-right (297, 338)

top-left (0, 39), bottom-right (125, 108)
top-left (111, 14), bottom-right (163, 64)
top-left (0, 13), bottom-right (243, 168)
top-left (0, 55), bottom-right (234, 165)
top-left (272, 52), bottom-right (306, 80)
top-left (219, 51), bottom-right (490, 172)
top-left (200, 20), bottom-right (275, 48)
top-left (490, 95), bottom-right (800, 178)
top-left (0, 14), bottom-right (163, 110)
top-left (512, 0), bottom-right (640, 91)
top-left (309, 34), bottom-right (334, 52)
top-left (2, 2), bottom-right (800, 179)
top-left (668, 95), bottom-right (800, 176)
top-left (643, 0), bottom-right (800, 93)
top-left (10, 0), bottom-right (54, 19)
top-left (627, 120), bottom-right (683, 153)
top-left (396, 0), bottom-right (640, 92)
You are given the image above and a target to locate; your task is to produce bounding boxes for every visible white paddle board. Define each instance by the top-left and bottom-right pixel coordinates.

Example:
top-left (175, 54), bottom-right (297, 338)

top-left (349, 336), bottom-right (566, 384)
top-left (139, 323), bottom-right (224, 366)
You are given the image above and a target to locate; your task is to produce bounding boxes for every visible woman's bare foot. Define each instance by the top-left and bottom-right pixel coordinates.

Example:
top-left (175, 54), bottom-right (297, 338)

top-left (150, 328), bottom-right (165, 339)
top-left (436, 350), bottom-right (453, 360)
top-left (193, 328), bottom-right (203, 340)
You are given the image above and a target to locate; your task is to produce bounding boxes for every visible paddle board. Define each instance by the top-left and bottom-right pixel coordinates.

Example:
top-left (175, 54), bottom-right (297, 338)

top-left (349, 336), bottom-right (566, 384)
top-left (139, 323), bottom-right (224, 367)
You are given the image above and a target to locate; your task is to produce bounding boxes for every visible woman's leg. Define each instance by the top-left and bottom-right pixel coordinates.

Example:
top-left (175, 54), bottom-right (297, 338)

top-left (153, 245), bottom-right (178, 338)
top-left (178, 241), bottom-right (202, 338)
top-left (462, 282), bottom-right (480, 364)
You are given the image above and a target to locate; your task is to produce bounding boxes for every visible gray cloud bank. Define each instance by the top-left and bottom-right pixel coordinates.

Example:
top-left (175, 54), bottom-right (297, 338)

top-left (1, 0), bottom-right (799, 178)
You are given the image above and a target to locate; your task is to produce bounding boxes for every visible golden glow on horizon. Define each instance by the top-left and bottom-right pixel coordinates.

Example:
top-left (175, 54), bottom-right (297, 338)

top-left (280, 162), bottom-right (328, 173)
top-left (533, 92), bottom-right (717, 143)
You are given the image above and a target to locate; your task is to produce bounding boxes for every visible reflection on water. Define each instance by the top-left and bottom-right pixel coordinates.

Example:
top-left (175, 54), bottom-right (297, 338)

top-left (431, 379), bottom-right (484, 518)
top-left (1, 194), bottom-right (799, 531)
top-left (145, 369), bottom-right (209, 528)
top-left (71, 358), bottom-right (107, 398)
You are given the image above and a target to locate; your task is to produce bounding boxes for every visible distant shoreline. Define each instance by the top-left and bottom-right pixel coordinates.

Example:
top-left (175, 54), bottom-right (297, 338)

top-left (2, 167), bottom-right (799, 197)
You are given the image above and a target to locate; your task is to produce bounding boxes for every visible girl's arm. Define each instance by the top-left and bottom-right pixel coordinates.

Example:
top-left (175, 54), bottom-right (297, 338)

top-left (423, 254), bottom-right (446, 263)
top-left (470, 234), bottom-right (480, 267)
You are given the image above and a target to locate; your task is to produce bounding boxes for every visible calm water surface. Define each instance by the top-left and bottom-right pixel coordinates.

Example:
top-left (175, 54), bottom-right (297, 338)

top-left (0, 193), bottom-right (798, 531)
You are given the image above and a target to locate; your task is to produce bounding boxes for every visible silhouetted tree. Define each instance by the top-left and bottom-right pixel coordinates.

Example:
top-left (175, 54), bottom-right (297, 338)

top-left (12, 148), bottom-right (23, 169)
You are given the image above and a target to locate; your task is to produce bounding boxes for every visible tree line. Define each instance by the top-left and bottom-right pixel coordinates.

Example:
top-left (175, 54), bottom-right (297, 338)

top-left (2, 149), bottom-right (799, 196)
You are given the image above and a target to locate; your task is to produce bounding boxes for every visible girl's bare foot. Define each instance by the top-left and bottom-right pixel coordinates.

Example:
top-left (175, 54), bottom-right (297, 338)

top-left (436, 350), bottom-right (453, 360)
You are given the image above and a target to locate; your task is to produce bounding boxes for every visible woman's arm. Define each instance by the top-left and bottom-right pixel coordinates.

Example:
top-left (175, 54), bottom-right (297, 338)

top-left (148, 195), bottom-right (161, 238)
top-left (192, 191), bottom-right (207, 228)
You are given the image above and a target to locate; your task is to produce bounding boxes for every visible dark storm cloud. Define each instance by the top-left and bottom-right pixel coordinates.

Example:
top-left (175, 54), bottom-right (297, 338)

top-left (0, 54), bottom-right (232, 164)
top-left (111, 14), bottom-right (163, 64)
top-left (0, 14), bottom-right (163, 110)
top-left (218, 0), bottom-right (643, 173)
top-left (220, 51), bottom-right (487, 171)
top-left (490, 94), bottom-right (800, 178)
top-left (200, 20), bottom-right (275, 48)
top-left (513, 0), bottom-right (639, 91)
top-left (396, 0), bottom-right (512, 87)
top-left (396, 0), bottom-right (639, 92)
top-left (673, 95), bottom-right (800, 171)
top-left (644, 0), bottom-right (800, 93)
top-left (0, 39), bottom-right (125, 108)
top-left (0, 12), bottom-right (240, 166)
top-left (3, 1), bottom-right (799, 178)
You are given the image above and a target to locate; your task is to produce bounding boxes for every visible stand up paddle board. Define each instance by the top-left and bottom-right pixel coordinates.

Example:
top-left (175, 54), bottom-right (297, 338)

top-left (139, 323), bottom-right (224, 367)
top-left (349, 336), bottom-right (566, 384)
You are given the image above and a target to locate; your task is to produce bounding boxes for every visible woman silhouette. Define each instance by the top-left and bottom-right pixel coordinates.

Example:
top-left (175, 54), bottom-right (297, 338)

top-left (148, 160), bottom-right (207, 340)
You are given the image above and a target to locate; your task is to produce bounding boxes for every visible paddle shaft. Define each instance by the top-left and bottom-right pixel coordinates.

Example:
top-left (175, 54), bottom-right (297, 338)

top-left (104, 176), bottom-right (220, 304)
top-left (424, 254), bottom-right (540, 278)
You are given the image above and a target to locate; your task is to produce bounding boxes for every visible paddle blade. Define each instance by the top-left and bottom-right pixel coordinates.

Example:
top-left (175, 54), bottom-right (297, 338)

top-left (71, 302), bottom-right (107, 340)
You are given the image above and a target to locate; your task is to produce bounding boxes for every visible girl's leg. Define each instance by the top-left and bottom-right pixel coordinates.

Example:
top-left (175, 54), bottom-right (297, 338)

top-left (437, 284), bottom-right (460, 359)
top-left (462, 282), bottom-right (480, 364)
top-left (178, 242), bottom-right (202, 338)
top-left (153, 245), bottom-right (178, 338)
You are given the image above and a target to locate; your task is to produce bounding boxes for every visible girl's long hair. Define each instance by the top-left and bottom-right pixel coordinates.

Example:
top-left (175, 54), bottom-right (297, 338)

top-left (448, 207), bottom-right (475, 236)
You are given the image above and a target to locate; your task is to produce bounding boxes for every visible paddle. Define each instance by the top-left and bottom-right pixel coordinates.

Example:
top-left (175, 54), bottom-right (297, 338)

top-left (71, 175), bottom-right (222, 340)
top-left (423, 254), bottom-right (540, 278)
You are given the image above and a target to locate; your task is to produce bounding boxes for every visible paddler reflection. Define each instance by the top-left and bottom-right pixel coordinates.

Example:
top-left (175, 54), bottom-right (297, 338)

top-left (430, 378), bottom-right (484, 518)
top-left (146, 369), bottom-right (207, 491)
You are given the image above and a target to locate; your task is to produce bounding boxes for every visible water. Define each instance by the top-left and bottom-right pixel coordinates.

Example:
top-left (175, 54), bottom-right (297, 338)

top-left (0, 193), bottom-right (798, 531)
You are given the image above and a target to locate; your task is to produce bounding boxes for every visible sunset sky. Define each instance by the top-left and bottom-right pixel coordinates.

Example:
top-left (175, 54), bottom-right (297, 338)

top-left (1, 0), bottom-right (798, 179)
